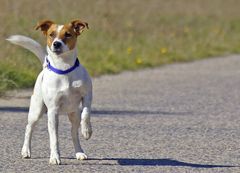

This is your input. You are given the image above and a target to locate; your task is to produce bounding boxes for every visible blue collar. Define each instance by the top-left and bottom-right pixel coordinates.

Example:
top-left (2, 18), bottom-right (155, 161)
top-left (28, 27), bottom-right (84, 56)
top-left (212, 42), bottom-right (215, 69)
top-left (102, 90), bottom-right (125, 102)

top-left (46, 58), bottom-right (80, 75)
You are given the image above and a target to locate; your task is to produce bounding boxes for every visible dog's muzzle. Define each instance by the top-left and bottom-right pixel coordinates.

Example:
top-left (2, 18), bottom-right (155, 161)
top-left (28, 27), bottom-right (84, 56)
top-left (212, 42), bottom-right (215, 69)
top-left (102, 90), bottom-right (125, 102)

top-left (52, 41), bottom-right (62, 54)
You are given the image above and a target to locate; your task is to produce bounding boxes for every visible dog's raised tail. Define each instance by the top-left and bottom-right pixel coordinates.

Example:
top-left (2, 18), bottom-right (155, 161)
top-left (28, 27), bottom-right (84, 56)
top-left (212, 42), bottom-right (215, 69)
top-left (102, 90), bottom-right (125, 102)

top-left (6, 35), bottom-right (46, 64)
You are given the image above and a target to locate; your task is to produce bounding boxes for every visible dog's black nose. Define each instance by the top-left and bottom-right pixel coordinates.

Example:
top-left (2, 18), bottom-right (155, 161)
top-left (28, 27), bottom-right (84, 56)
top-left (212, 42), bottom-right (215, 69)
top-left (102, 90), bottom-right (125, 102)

top-left (53, 41), bottom-right (62, 49)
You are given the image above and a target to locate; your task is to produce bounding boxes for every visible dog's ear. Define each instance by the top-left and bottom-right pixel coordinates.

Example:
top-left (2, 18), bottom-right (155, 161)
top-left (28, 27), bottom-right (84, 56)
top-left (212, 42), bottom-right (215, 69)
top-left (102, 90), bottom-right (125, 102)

top-left (70, 20), bottom-right (89, 36)
top-left (35, 20), bottom-right (54, 35)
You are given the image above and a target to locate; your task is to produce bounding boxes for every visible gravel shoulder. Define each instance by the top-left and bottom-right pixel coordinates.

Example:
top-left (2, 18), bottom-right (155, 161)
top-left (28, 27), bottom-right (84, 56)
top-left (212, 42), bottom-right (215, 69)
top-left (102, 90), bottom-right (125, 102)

top-left (1, 55), bottom-right (240, 172)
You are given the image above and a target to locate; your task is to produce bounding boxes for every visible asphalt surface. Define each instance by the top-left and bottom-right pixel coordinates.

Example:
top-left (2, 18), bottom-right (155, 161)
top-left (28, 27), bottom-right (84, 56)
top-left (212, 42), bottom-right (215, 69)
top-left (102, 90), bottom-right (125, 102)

top-left (1, 55), bottom-right (240, 172)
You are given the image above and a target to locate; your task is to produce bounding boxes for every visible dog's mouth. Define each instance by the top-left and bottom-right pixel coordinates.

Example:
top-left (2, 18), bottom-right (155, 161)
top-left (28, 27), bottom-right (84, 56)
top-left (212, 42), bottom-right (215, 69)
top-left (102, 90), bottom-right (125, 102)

top-left (52, 48), bottom-right (63, 55)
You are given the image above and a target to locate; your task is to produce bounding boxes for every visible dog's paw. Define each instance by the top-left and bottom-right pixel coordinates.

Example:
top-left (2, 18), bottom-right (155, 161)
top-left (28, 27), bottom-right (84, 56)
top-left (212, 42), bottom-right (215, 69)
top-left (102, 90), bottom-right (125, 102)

top-left (49, 157), bottom-right (61, 165)
top-left (81, 120), bottom-right (92, 140)
top-left (76, 152), bottom-right (88, 160)
top-left (21, 147), bottom-right (31, 158)
top-left (49, 153), bottom-right (61, 165)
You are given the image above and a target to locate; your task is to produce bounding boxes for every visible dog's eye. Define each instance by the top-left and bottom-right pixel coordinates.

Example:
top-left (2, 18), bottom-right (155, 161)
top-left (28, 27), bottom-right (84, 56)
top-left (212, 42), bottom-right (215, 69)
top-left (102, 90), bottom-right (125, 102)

top-left (65, 32), bottom-right (72, 38)
top-left (49, 32), bottom-right (56, 38)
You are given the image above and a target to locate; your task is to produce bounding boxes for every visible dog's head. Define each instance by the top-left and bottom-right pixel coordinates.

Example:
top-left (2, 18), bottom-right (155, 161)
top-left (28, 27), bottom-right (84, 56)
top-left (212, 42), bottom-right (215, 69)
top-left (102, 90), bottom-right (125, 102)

top-left (35, 20), bottom-right (88, 55)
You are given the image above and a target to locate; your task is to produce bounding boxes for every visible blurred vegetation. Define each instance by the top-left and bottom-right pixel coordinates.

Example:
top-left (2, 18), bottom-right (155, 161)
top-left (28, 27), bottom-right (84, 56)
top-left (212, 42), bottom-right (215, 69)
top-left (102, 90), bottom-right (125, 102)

top-left (1, 0), bottom-right (240, 93)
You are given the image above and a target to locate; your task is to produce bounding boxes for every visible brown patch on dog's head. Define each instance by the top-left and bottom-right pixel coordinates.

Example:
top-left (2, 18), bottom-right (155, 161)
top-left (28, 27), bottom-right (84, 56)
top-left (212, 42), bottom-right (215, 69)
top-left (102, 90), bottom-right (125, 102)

top-left (70, 20), bottom-right (89, 36)
top-left (57, 24), bottom-right (78, 50)
top-left (35, 20), bottom-right (55, 35)
top-left (56, 20), bottom-right (89, 50)
top-left (45, 24), bottom-right (58, 48)
top-left (35, 20), bottom-right (58, 48)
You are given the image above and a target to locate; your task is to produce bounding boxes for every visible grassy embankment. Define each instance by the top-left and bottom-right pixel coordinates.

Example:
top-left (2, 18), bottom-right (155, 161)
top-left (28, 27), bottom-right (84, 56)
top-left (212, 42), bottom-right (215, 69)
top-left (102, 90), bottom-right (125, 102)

top-left (1, 0), bottom-right (240, 93)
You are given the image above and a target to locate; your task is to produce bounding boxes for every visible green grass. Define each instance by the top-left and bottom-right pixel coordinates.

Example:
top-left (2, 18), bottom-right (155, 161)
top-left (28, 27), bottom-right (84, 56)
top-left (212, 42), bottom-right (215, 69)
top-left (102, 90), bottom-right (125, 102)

top-left (1, 0), bottom-right (240, 93)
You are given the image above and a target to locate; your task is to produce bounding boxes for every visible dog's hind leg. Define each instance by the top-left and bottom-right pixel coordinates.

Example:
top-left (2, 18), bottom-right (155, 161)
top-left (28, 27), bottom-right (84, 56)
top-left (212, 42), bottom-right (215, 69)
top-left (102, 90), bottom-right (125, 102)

top-left (68, 111), bottom-right (88, 160)
top-left (21, 94), bottom-right (46, 158)
top-left (22, 72), bottom-right (46, 158)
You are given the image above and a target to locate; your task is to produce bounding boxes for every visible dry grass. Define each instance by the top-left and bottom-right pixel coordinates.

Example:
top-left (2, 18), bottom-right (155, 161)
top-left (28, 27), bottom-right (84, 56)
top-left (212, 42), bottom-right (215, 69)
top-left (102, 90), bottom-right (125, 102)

top-left (1, 0), bottom-right (240, 93)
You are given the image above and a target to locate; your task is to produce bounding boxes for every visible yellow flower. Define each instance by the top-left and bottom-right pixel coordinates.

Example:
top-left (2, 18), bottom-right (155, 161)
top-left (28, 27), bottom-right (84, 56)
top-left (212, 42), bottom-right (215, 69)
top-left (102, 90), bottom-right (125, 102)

top-left (170, 32), bottom-right (176, 37)
top-left (160, 47), bottom-right (168, 54)
top-left (183, 26), bottom-right (190, 33)
top-left (108, 49), bottom-right (114, 56)
top-left (135, 57), bottom-right (143, 65)
top-left (127, 47), bottom-right (133, 55)
top-left (213, 28), bottom-right (220, 35)
top-left (126, 21), bottom-right (133, 28)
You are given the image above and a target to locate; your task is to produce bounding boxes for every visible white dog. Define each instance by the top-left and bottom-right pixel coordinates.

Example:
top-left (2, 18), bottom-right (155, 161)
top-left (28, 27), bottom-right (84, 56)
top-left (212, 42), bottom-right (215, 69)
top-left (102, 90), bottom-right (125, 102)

top-left (7, 19), bottom-right (93, 165)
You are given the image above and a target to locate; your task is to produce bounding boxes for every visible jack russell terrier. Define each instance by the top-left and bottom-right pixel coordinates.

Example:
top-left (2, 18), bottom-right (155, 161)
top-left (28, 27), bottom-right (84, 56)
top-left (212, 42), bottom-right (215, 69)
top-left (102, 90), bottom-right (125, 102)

top-left (6, 19), bottom-right (92, 165)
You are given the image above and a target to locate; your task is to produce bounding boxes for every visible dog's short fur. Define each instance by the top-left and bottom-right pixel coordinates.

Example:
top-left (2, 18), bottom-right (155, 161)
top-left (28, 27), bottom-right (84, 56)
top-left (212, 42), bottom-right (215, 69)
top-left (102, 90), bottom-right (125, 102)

top-left (7, 20), bottom-right (92, 165)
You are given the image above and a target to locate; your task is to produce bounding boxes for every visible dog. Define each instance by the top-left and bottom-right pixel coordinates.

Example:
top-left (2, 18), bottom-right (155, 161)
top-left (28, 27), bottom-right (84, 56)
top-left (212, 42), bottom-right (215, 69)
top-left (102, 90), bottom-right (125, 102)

top-left (6, 19), bottom-right (93, 165)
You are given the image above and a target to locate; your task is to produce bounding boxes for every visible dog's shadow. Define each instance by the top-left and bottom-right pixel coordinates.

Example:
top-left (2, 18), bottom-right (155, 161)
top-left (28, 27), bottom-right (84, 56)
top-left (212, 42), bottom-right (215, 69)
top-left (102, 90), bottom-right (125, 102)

top-left (59, 157), bottom-right (237, 168)
top-left (0, 106), bottom-right (190, 116)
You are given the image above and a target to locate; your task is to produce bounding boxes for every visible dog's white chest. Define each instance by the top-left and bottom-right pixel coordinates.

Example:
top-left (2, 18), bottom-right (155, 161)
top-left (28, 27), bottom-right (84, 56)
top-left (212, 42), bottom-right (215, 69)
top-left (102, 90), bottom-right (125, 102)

top-left (41, 69), bottom-right (88, 112)
top-left (55, 88), bottom-right (83, 112)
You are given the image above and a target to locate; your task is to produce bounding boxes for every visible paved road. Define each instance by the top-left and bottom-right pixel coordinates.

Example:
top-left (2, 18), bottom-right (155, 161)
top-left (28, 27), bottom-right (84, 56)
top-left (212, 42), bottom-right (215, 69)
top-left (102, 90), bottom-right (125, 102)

top-left (1, 55), bottom-right (240, 172)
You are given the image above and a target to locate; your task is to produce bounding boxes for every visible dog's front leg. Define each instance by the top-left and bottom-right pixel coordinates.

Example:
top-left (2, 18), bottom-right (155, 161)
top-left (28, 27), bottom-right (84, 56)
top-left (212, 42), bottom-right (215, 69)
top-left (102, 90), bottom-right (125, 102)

top-left (48, 109), bottom-right (61, 165)
top-left (81, 92), bottom-right (92, 140)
